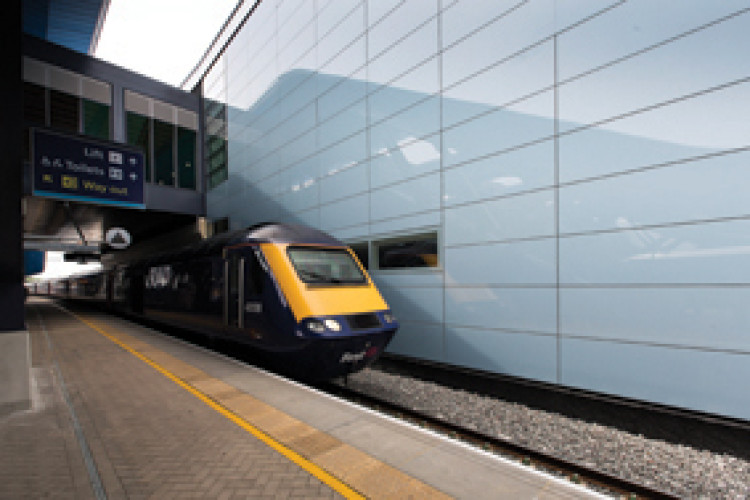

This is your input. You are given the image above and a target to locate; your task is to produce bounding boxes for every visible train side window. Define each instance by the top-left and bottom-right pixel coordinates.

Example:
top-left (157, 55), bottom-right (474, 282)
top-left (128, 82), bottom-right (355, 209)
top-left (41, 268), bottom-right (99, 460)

top-left (375, 232), bottom-right (439, 270)
top-left (228, 254), bottom-right (240, 296)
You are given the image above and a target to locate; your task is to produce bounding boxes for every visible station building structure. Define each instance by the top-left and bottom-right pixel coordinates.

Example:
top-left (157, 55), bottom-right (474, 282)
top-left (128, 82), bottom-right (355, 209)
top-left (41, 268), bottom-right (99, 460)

top-left (184, 0), bottom-right (750, 421)
top-left (2, 0), bottom-right (207, 415)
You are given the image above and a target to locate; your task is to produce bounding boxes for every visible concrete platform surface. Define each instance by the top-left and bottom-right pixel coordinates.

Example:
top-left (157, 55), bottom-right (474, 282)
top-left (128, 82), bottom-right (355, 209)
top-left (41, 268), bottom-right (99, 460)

top-left (0, 298), bottom-right (606, 499)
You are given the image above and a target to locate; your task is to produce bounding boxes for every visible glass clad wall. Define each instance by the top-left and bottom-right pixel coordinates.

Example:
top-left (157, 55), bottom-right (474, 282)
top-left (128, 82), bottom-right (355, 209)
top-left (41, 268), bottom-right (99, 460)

top-left (202, 0), bottom-right (750, 420)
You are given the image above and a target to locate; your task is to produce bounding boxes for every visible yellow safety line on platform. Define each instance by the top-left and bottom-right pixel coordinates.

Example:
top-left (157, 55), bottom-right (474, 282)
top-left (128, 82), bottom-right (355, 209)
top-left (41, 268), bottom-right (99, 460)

top-left (68, 311), bottom-right (366, 500)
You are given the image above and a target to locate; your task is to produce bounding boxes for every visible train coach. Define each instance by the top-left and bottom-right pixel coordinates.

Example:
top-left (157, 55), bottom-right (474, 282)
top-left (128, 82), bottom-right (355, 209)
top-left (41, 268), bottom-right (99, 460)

top-left (78, 223), bottom-right (398, 379)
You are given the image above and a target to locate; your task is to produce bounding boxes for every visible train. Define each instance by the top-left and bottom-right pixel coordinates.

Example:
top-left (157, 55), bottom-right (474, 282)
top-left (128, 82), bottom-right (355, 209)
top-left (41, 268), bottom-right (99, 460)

top-left (38, 223), bottom-right (399, 379)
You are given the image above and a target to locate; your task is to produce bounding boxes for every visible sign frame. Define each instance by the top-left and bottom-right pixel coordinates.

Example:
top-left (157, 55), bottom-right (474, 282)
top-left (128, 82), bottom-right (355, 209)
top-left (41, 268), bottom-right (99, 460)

top-left (31, 128), bottom-right (146, 209)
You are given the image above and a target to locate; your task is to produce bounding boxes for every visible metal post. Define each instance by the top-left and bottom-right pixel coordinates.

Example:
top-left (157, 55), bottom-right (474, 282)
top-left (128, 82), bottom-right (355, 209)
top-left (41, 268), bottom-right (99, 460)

top-left (0, 0), bottom-right (30, 417)
top-left (238, 258), bottom-right (244, 329)
top-left (223, 259), bottom-right (229, 326)
top-left (0, 0), bottom-right (24, 331)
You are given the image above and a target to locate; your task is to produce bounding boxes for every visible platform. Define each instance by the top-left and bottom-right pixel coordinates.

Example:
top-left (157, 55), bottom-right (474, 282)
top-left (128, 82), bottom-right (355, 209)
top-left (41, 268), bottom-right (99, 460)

top-left (1, 298), bottom-right (605, 499)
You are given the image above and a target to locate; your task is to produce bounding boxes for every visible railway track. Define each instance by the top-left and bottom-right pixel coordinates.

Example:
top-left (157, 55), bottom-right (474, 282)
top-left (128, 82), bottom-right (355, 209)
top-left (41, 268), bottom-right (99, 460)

top-left (317, 380), bottom-right (679, 500)
top-left (66, 302), bottom-right (737, 498)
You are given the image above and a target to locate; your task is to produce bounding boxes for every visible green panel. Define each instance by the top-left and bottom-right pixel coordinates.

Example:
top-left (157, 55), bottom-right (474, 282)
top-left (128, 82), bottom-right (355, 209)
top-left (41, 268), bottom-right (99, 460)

top-left (153, 120), bottom-right (174, 186)
top-left (126, 112), bottom-right (151, 181)
top-left (203, 96), bottom-right (228, 190)
top-left (177, 127), bottom-right (196, 189)
top-left (83, 100), bottom-right (110, 140)
top-left (206, 135), bottom-right (228, 189)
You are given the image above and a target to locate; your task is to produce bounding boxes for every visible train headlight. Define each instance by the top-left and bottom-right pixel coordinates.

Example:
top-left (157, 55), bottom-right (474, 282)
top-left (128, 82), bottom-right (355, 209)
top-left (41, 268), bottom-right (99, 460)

top-left (307, 319), bottom-right (326, 334)
top-left (307, 318), bottom-right (342, 334)
top-left (383, 312), bottom-right (396, 324)
top-left (324, 319), bottom-right (341, 332)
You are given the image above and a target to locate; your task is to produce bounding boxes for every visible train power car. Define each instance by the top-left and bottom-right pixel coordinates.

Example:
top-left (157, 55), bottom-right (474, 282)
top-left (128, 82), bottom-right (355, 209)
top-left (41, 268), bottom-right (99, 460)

top-left (105, 223), bottom-right (398, 379)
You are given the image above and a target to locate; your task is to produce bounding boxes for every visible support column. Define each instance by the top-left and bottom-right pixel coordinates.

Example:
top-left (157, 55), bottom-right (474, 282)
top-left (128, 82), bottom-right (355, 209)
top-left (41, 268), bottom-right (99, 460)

top-left (0, 0), bottom-right (31, 416)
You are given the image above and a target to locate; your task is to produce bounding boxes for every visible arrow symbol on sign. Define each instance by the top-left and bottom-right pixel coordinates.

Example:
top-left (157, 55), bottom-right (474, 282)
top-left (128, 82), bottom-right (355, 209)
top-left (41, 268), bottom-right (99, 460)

top-left (130, 172), bottom-right (138, 181)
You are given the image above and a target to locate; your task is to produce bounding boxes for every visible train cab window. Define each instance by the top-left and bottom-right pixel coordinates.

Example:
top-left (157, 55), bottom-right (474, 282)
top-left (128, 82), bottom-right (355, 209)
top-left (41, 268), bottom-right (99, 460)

top-left (349, 243), bottom-right (369, 270)
top-left (287, 247), bottom-right (367, 285)
top-left (247, 251), bottom-right (264, 296)
top-left (375, 232), bottom-right (439, 269)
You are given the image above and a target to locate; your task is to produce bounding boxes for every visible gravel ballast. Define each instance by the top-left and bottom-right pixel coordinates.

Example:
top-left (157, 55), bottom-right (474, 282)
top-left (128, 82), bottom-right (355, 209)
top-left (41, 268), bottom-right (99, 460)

top-left (340, 367), bottom-right (750, 499)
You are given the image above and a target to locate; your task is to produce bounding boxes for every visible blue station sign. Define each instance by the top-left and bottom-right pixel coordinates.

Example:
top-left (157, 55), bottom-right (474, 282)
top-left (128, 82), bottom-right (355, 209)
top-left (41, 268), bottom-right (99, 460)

top-left (32, 129), bottom-right (145, 208)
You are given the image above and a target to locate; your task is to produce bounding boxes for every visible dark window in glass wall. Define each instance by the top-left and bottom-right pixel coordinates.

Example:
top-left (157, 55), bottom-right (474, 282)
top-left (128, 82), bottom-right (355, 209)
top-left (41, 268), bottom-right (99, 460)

top-left (126, 112), bottom-right (151, 181)
top-left (82, 99), bottom-right (110, 140)
top-left (49, 89), bottom-right (79, 133)
top-left (177, 126), bottom-right (196, 189)
top-left (376, 233), bottom-right (439, 269)
top-left (153, 120), bottom-right (174, 186)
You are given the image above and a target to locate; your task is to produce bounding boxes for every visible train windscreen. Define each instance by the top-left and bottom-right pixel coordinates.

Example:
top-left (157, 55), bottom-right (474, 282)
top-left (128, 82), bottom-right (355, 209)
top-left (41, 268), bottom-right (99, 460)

top-left (287, 247), bottom-right (367, 285)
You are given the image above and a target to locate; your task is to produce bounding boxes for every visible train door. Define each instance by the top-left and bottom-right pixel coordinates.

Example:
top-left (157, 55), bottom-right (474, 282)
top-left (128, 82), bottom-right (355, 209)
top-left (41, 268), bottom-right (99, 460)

top-left (224, 247), bottom-right (265, 334)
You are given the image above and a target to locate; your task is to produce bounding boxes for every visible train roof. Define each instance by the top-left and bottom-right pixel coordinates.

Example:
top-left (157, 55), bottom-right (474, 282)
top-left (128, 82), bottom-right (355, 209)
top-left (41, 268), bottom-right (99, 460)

top-left (136, 223), bottom-right (344, 266)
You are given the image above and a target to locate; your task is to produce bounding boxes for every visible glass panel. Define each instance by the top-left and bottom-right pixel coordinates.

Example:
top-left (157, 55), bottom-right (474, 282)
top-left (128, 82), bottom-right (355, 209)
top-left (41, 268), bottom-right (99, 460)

top-left (368, 58), bottom-right (439, 120)
top-left (559, 219), bottom-right (750, 285)
top-left (286, 247), bottom-right (367, 285)
top-left (320, 192), bottom-right (368, 231)
top-left (318, 69), bottom-right (366, 122)
top-left (320, 161), bottom-right (367, 204)
top-left (82, 99), bottom-right (110, 140)
top-left (441, 0), bottom-right (555, 89)
top-left (318, 100), bottom-right (366, 150)
top-left (49, 89), bottom-right (79, 134)
top-left (442, 90), bottom-right (554, 168)
top-left (445, 327), bottom-right (557, 383)
top-left (445, 239), bottom-right (556, 285)
top-left (370, 171), bottom-right (440, 221)
top-left (370, 136), bottom-right (440, 190)
top-left (441, 0), bottom-right (523, 49)
top-left (153, 119), bottom-right (174, 186)
top-left (369, 96), bottom-right (441, 156)
top-left (444, 190), bottom-right (555, 246)
top-left (376, 233), bottom-right (438, 269)
top-left (126, 112), bottom-right (151, 181)
top-left (368, 1), bottom-right (437, 61)
top-left (558, 10), bottom-right (750, 134)
top-left (316, 3), bottom-right (364, 70)
top-left (561, 338), bottom-right (750, 420)
top-left (557, 0), bottom-right (750, 82)
top-left (443, 139), bottom-right (554, 206)
top-left (368, 19), bottom-right (438, 86)
top-left (369, 211), bottom-right (440, 238)
top-left (177, 127), bottom-right (196, 189)
top-left (385, 323), bottom-right (443, 362)
top-left (560, 149), bottom-right (750, 234)
top-left (443, 40), bottom-right (553, 128)
top-left (319, 33), bottom-right (366, 78)
top-left (380, 286), bottom-right (442, 325)
top-left (446, 288), bottom-right (556, 333)
top-left (316, 131), bottom-right (367, 175)
top-left (561, 288), bottom-right (750, 352)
